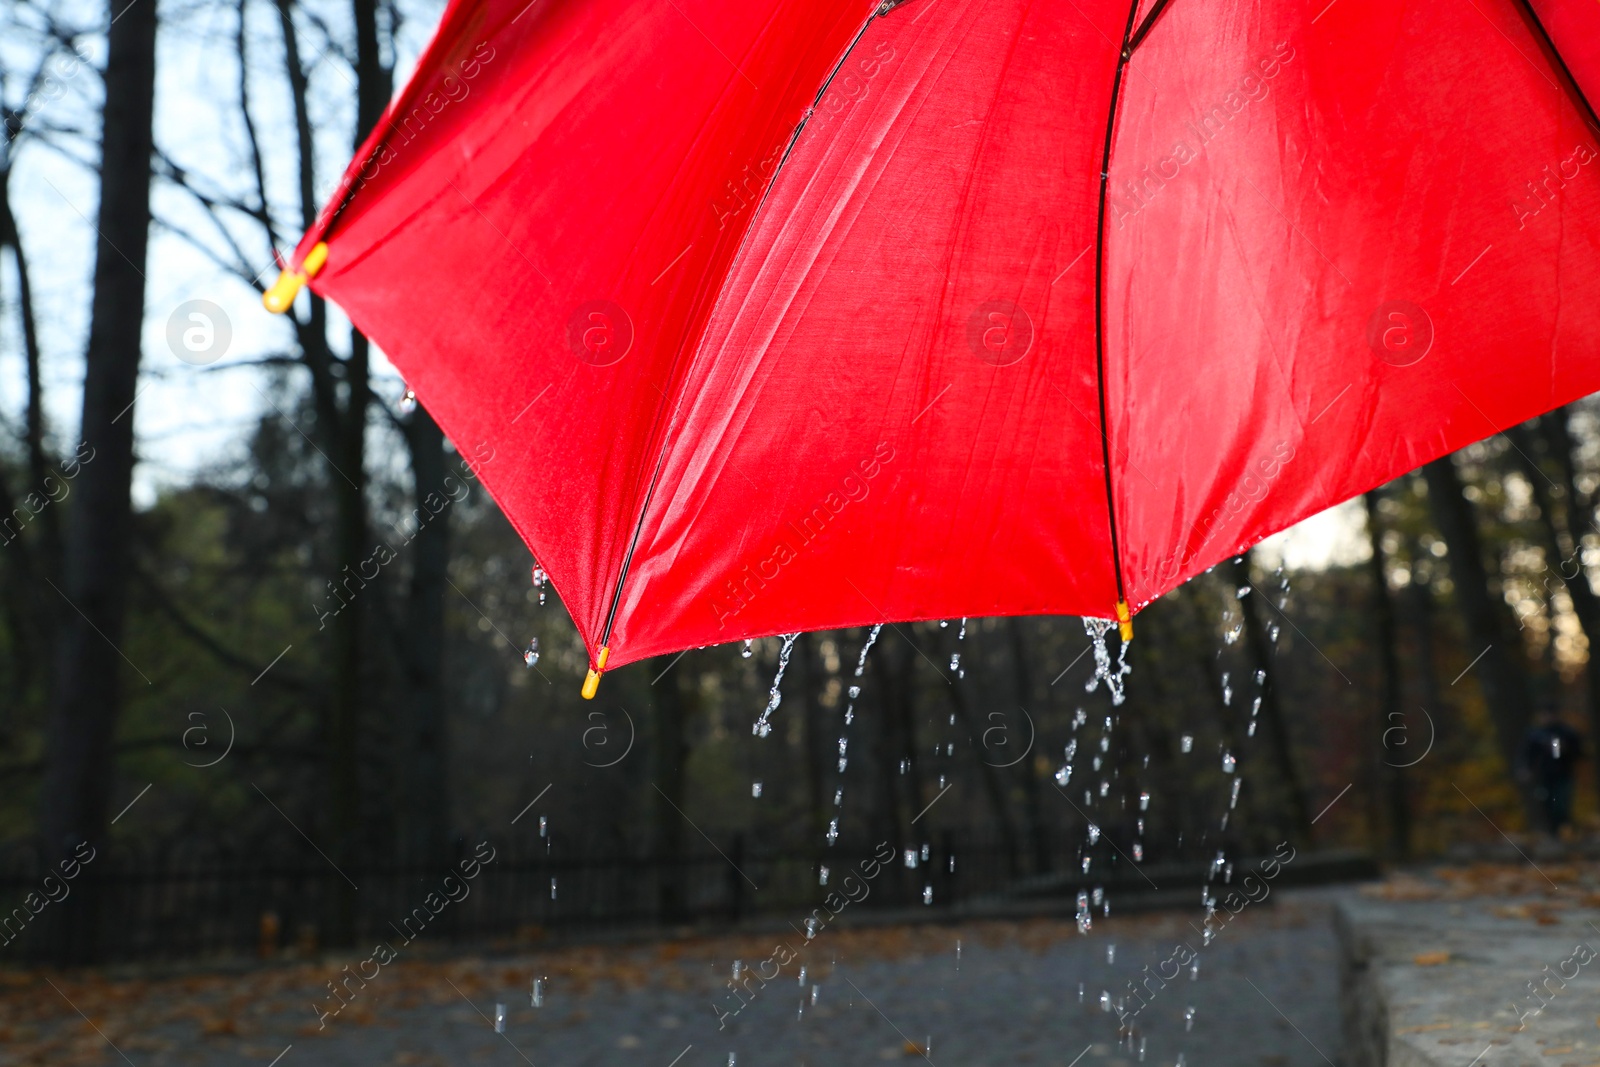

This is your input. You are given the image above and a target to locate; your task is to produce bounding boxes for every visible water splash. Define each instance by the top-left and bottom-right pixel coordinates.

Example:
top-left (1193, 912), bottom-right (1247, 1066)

top-left (1082, 618), bottom-right (1130, 705)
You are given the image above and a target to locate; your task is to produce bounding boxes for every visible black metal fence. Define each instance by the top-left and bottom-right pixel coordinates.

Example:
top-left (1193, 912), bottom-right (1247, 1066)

top-left (0, 823), bottom-right (1246, 963)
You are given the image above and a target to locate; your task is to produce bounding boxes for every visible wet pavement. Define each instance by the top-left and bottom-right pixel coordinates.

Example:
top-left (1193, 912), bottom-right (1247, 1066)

top-left (1, 888), bottom-right (1345, 1067)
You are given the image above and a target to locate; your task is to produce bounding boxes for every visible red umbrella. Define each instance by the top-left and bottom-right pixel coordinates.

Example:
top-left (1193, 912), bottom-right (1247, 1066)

top-left (266, 0), bottom-right (1600, 696)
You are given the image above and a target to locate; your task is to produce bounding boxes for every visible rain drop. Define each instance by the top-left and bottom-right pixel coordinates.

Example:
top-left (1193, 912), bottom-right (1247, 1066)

top-left (523, 637), bottom-right (540, 668)
top-left (494, 1003), bottom-right (507, 1033)
top-left (742, 639), bottom-right (753, 658)
top-left (949, 652), bottom-right (961, 672)
top-left (1106, 944), bottom-right (1116, 964)
top-left (819, 865), bottom-right (829, 885)
top-left (1222, 751), bottom-right (1236, 773)
top-left (1185, 1006), bottom-right (1196, 1031)
top-left (848, 684), bottom-right (861, 699)
top-left (751, 781), bottom-right (763, 798)
top-left (550, 877), bottom-right (558, 900)
top-left (1235, 585), bottom-right (1250, 599)
top-left (1132, 842), bottom-right (1143, 862)
top-left (903, 849), bottom-right (918, 869)
top-left (399, 387), bottom-right (418, 414)
top-left (1181, 734), bottom-right (1194, 753)
top-left (530, 978), bottom-right (544, 1008)
top-left (1076, 890), bottom-right (1093, 933)
top-left (923, 885), bottom-right (933, 905)
top-left (530, 564), bottom-right (547, 605)
top-left (1139, 790), bottom-right (1150, 811)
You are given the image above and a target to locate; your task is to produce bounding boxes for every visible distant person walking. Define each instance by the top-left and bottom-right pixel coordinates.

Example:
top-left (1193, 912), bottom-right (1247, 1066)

top-left (1523, 707), bottom-right (1582, 837)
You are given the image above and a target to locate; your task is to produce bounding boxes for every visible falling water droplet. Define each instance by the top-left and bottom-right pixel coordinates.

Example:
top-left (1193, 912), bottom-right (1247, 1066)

top-left (1181, 734), bottom-right (1194, 753)
top-left (810, 984), bottom-right (819, 1005)
top-left (825, 819), bottom-right (838, 846)
top-left (1222, 751), bottom-right (1236, 773)
top-left (949, 652), bottom-right (961, 671)
top-left (530, 978), bottom-right (544, 1008)
top-left (1220, 671), bottom-right (1232, 705)
top-left (550, 877), bottom-right (558, 900)
top-left (1055, 765), bottom-right (1072, 786)
top-left (1139, 790), bottom-right (1150, 811)
top-left (751, 781), bottom-right (762, 798)
top-left (1076, 890), bottom-right (1092, 933)
top-left (728, 1054), bottom-right (736, 1067)
top-left (1105, 944), bottom-right (1116, 964)
top-left (798, 965), bottom-right (807, 985)
top-left (833, 788), bottom-right (843, 806)
top-left (1082, 618), bottom-right (1130, 705)
top-left (1189, 958), bottom-right (1200, 980)
top-left (539, 815), bottom-right (548, 838)
top-left (848, 684), bottom-right (861, 699)
top-left (940, 619), bottom-right (949, 628)
top-left (742, 639), bottom-right (753, 658)
top-left (1225, 623), bottom-right (1243, 644)
top-left (854, 624), bottom-right (882, 677)
top-left (923, 885), bottom-right (933, 905)
top-left (530, 564), bottom-right (547, 606)
top-left (1077, 983), bottom-right (1085, 1003)
top-left (523, 637), bottom-right (540, 668)
top-left (899, 758), bottom-right (910, 775)
top-left (399, 387), bottom-right (417, 414)
top-left (1132, 842), bottom-right (1143, 862)
top-left (753, 633), bottom-right (798, 736)
top-left (957, 617), bottom-right (968, 640)
top-left (1087, 823), bottom-right (1101, 845)
top-left (494, 1003), bottom-right (507, 1033)
top-left (903, 849), bottom-right (918, 869)
top-left (1268, 623), bottom-right (1281, 641)
top-left (1236, 585), bottom-right (1250, 599)
top-left (1184, 1005), bottom-right (1196, 1031)
top-left (1230, 777), bottom-right (1243, 808)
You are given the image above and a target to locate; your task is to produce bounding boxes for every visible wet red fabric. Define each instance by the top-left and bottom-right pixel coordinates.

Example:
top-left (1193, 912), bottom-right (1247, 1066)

top-left (295, 0), bottom-right (1600, 669)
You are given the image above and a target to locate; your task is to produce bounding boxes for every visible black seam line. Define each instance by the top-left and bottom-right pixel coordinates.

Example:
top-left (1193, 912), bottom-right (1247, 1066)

top-left (597, 1), bottom-right (893, 649)
top-left (1506, 0), bottom-right (1600, 136)
top-left (1128, 0), bottom-right (1178, 53)
top-left (1092, 0), bottom-right (1142, 609)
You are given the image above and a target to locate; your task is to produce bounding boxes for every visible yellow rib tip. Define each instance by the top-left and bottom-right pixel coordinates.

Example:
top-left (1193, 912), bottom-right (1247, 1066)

top-left (261, 242), bottom-right (329, 314)
top-left (581, 646), bottom-right (610, 700)
top-left (1115, 600), bottom-right (1133, 643)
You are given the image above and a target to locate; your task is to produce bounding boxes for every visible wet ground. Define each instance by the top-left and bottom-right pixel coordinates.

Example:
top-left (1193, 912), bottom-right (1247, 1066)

top-left (0, 887), bottom-right (1345, 1067)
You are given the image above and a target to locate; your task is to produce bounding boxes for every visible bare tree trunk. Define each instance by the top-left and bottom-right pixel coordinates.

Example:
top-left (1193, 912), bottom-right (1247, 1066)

top-left (798, 633), bottom-right (828, 844)
top-left (37, 0), bottom-right (159, 964)
top-left (1364, 490), bottom-right (1411, 859)
top-left (1006, 618), bottom-right (1049, 873)
top-left (1533, 411), bottom-right (1600, 812)
top-left (1229, 552), bottom-right (1314, 844)
top-left (938, 630), bottom-right (1020, 875)
top-left (1422, 454), bottom-right (1539, 822)
top-left (651, 654), bottom-right (692, 921)
top-left (396, 410), bottom-right (450, 867)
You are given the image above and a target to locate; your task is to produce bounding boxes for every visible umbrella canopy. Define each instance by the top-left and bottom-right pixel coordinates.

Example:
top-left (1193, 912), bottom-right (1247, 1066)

top-left (270, 0), bottom-right (1600, 689)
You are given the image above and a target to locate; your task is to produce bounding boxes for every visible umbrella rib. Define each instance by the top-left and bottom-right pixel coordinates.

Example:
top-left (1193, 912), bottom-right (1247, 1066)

top-left (1127, 0), bottom-right (1180, 54)
top-left (593, 4), bottom-right (902, 656)
top-left (1089, 0), bottom-right (1144, 613)
top-left (1502, 0), bottom-right (1600, 137)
